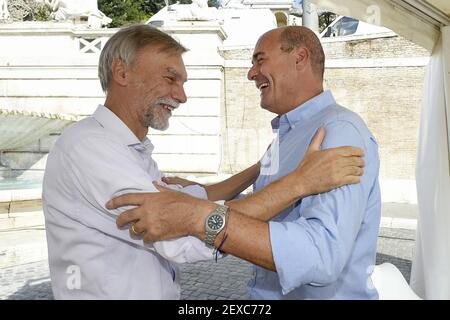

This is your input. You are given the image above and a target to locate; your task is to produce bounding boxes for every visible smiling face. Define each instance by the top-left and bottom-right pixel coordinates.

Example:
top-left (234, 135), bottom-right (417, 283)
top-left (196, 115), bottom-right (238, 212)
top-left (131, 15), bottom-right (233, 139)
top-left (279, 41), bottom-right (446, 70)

top-left (128, 45), bottom-right (188, 131)
top-left (247, 29), bottom-right (305, 115)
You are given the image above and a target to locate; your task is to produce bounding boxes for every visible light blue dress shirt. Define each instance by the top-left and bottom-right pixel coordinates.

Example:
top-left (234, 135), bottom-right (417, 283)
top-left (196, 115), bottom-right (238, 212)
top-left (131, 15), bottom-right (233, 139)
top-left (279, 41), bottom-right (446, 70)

top-left (249, 91), bottom-right (381, 299)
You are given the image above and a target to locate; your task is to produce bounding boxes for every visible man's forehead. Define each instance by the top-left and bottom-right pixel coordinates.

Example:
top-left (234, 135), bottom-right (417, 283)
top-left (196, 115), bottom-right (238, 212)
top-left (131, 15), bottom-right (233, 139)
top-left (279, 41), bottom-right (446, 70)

top-left (136, 45), bottom-right (187, 80)
top-left (252, 40), bottom-right (267, 59)
top-left (253, 31), bottom-right (279, 54)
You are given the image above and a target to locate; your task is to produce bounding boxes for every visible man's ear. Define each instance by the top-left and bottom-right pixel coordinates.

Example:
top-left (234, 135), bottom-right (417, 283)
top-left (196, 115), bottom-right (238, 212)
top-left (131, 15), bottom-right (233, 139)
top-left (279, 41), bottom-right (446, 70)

top-left (111, 59), bottom-right (129, 87)
top-left (294, 46), bottom-right (309, 70)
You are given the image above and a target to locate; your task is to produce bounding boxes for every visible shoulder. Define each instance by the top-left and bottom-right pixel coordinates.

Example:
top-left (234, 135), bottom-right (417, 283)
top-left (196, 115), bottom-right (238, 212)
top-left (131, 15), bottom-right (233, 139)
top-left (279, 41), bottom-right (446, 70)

top-left (322, 104), bottom-right (375, 140)
top-left (319, 104), bottom-right (379, 158)
top-left (53, 116), bottom-right (123, 158)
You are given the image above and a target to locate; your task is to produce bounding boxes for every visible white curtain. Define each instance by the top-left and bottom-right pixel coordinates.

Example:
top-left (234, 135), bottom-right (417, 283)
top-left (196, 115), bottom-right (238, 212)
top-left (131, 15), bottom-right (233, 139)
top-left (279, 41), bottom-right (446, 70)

top-left (411, 26), bottom-right (450, 300)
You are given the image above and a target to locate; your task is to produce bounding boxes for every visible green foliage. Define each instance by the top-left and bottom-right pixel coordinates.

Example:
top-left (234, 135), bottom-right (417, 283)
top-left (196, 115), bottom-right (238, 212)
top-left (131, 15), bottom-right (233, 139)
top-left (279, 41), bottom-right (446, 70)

top-left (208, 0), bottom-right (220, 7)
top-left (98, 0), bottom-right (151, 28)
top-left (98, 0), bottom-right (221, 28)
top-left (179, 1), bottom-right (220, 8)
top-left (141, 0), bottom-right (169, 15)
top-left (33, 2), bottom-right (51, 21)
top-left (7, 0), bottom-right (51, 21)
top-left (319, 12), bottom-right (337, 33)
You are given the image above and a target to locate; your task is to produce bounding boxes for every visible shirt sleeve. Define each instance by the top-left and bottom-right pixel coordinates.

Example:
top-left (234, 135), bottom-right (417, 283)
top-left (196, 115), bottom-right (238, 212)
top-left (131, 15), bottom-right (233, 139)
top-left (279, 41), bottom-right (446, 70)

top-left (151, 188), bottom-right (225, 263)
top-left (163, 183), bottom-right (209, 200)
top-left (269, 120), bottom-right (379, 295)
top-left (151, 184), bottom-right (216, 263)
top-left (65, 135), bottom-right (215, 264)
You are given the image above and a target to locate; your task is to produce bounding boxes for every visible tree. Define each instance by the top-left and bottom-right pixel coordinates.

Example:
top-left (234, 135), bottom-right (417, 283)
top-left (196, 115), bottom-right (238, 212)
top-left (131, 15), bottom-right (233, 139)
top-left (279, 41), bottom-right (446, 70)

top-left (98, 0), bottom-right (221, 28)
top-left (8, 0), bottom-right (51, 21)
top-left (141, 0), bottom-right (169, 15)
top-left (208, 0), bottom-right (220, 7)
top-left (176, 0), bottom-right (220, 7)
top-left (141, 0), bottom-right (220, 15)
top-left (319, 11), bottom-right (337, 32)
top-left (98, 0), bottom-right (151, 28)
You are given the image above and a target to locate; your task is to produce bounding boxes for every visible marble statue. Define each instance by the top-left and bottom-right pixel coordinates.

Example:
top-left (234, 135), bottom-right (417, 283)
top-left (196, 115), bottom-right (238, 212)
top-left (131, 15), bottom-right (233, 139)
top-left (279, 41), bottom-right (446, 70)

top-left (45, 0), bottom-right (111, 28)
top-left (176, 0), bottom-right (217, 21)
top-left (0, 0), bottom-right (10, 20)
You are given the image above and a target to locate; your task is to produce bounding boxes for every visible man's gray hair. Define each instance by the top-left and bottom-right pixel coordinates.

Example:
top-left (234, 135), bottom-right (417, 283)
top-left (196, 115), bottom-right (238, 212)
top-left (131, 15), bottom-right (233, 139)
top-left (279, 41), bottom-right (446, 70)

top-left (98, 24), bottom-right (187, 93)
top-left (278, 26), bottom-right (325, 80)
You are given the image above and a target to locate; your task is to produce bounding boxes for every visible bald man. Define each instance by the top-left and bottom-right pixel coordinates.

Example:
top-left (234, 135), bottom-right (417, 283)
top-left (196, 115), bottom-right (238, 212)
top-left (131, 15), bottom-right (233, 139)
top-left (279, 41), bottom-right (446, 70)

top-left (109, 26), bottom-right (381, 300)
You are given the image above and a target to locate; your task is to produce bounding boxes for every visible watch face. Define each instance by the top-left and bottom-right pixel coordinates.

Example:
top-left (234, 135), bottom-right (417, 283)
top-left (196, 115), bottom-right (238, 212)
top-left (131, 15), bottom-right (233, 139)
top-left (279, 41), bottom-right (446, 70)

top-left (208, 214), bottom-right (224, 231)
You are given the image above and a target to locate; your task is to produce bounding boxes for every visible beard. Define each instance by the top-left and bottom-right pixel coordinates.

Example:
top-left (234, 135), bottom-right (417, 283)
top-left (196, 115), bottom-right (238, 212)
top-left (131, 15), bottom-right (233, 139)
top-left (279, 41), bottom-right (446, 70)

top-left (141, 98), bottom-right (179, 131)
top-left (144, 105), bottom-right (169, 131)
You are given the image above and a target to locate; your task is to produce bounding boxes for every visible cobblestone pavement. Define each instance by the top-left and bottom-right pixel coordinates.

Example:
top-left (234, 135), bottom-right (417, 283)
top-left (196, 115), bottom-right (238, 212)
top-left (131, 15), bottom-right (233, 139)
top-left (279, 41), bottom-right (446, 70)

top-left (376, 228), bottom-right (416, 283)
top-left (0, 227), bottom-right (416, 300)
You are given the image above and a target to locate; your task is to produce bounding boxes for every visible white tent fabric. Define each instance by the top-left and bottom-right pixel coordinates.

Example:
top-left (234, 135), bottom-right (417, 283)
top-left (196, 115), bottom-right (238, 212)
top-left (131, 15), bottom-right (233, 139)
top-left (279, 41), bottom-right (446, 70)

top-left (307, 0), bottom-right (440, 52)
top-left (302, 0), bottom-right (450, 299)
top-left (411, 26), bottom-right (450, 300)
top-left (371, 263), bottom-right (421, 299)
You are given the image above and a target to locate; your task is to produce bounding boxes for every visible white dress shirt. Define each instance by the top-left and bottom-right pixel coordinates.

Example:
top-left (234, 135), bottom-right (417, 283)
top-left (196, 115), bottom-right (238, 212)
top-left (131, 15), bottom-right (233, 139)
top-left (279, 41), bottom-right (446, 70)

top-left (42, 105), bottom-right (216, 299)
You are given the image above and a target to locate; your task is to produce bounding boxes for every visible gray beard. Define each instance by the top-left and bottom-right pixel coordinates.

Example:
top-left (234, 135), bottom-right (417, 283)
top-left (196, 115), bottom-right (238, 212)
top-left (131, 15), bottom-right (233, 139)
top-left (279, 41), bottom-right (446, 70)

top-left (143, 105), bottom-right (169, 131)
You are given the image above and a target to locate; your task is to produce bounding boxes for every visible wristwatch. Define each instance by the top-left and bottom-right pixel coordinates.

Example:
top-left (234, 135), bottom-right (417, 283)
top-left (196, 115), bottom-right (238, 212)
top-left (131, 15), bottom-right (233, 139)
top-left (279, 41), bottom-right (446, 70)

top-left (204, 204), bottom-right (229, 248)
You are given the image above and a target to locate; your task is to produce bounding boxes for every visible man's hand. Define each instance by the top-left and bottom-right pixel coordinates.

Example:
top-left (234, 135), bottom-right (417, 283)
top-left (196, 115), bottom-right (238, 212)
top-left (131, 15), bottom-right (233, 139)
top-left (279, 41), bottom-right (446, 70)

top-left (109, 183), bottom-right (215, 243)
top-left (161, 176), bottom-right (203, 187)
top-left (294, 127), bottom-right (365, 196)
top-left (225, 127), bottom-right (365, 222)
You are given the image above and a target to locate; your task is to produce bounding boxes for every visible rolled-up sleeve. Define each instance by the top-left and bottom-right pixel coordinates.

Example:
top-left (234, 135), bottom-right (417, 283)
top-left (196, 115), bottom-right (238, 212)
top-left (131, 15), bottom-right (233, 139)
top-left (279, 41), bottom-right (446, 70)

top-left (269, 120), bottom-right (377, 295)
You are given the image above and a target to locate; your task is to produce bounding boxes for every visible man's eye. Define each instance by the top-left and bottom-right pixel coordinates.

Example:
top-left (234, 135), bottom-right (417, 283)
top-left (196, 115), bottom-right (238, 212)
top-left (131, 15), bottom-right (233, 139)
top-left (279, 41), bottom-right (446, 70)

top-left (165, 77), bottom-right (175, 82)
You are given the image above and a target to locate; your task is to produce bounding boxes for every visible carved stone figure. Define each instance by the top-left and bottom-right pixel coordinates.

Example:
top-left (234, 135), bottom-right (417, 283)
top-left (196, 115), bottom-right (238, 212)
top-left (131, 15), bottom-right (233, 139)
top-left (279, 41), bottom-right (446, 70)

top-left (45, 0), bottom-right (111, 27)
top-left (0, 0), bottom-right (10, 20)
top-left (176, 0), bottom-right (217, 21)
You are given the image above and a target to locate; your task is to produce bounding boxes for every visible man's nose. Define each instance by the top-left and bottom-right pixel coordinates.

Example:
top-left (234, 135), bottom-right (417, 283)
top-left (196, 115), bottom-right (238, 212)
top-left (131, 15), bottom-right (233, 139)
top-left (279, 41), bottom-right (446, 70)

top-left (174, 85), bottom-right (187, 104)
top-left (247, 65), bottom-right (257, 81)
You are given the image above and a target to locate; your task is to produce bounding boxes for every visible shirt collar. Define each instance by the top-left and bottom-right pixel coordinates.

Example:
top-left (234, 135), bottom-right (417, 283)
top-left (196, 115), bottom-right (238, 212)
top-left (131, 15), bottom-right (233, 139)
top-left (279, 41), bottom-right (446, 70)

top-left (92, 105), bottom-right (154, 151)
top-left (271, 90), bottom-right (336, 130)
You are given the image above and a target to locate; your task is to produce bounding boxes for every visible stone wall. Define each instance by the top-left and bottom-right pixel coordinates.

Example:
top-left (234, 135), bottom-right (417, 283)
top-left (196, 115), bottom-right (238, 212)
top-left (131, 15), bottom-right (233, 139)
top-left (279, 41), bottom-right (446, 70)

top-left (325, 66), bottom-right (425, 181)
top-left (323, 35), bottom-right (429, 59)
top-left (220, 67), bottom-right (274, 173)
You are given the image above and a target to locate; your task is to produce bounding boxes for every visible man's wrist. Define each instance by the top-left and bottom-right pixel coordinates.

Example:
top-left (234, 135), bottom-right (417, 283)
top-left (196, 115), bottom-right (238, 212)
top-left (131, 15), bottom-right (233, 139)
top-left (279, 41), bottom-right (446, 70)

top-left (191, 200), bottom-right (218, 240)
top-left (283, 172), bottom-right (307, 201)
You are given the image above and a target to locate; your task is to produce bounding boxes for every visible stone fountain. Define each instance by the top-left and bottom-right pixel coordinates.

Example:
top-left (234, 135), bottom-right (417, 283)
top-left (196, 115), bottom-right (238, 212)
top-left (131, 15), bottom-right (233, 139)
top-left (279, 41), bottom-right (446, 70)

top-left (0, 0), bottom-right (111, 186)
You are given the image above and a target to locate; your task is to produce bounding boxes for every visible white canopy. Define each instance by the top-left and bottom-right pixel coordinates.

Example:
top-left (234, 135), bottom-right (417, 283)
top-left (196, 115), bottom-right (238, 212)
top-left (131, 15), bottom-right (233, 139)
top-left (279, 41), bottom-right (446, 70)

top-left (307, 0), bottom-right (449, 52)
top-left (307, 0), bottom-right (450, 299)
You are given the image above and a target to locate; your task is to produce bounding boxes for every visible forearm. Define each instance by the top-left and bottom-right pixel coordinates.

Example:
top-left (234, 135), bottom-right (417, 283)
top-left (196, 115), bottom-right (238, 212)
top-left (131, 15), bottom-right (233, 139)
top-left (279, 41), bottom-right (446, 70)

top-left (226, 172), bottom-right (307, 221)
top-left (204, 162), bottom-right (260, 201)
top-left (192, 204), bottom-right (275, 271)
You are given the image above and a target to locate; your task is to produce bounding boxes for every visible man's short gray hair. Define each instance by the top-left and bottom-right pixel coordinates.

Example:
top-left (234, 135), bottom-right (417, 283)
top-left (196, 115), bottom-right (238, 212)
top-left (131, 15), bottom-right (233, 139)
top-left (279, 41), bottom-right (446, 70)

top-left (278, 26), bottom-right (325, 80)
top-left (98, 24), bottom-right (187, 93)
